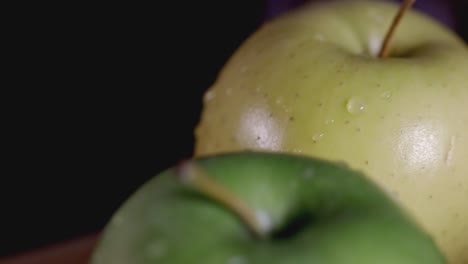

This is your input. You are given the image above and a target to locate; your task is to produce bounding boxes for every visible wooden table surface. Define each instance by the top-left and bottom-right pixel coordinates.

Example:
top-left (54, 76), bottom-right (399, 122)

top-left (0, 233), bottom-right (100, 264)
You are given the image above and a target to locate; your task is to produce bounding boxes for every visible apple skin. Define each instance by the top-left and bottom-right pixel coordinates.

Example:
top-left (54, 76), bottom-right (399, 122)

top-left (194, 1), bottom-right (468, 262)
top-left (89, 152), bottom-right (444, 264)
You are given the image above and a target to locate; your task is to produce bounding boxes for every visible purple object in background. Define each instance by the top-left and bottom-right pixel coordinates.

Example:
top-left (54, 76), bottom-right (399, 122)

top-left (393, 0), bottom-right (455, 28)
top-left (264, 0), bottom-right (456, 30)
top-left (264, 0), bottom-right (306, 20)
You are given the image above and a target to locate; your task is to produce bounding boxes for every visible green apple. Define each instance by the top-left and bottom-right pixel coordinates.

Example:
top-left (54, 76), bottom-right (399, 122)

top-left (89, 152), bottom-right (444, 263)
top-left (194, 1), bottom-right (468, 262)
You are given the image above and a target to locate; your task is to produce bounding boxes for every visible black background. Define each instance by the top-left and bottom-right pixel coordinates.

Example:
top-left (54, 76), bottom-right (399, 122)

top-left (3, 1), bottom-right (266, 257)
top-left (2, 0), bottom-right (467, 257)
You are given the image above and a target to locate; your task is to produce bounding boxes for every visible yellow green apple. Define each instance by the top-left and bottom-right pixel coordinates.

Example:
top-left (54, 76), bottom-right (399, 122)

top-left (194, 1), bottom-right (468, 262)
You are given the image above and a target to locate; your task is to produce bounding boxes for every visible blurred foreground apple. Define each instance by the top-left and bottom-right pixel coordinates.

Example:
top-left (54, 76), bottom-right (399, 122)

top-left (194, 0), bottom-right (468, 262)
top-left (90, 152), bottom-right (444, 263)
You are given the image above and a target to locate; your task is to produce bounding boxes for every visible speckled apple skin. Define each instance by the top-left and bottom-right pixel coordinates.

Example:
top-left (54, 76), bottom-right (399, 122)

top-left (194, 1), bottom-right (468, 262)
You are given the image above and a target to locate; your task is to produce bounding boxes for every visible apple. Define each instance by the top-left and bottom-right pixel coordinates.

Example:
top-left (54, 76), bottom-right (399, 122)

top-left (193, 0), bottom-right (468, 262)
top-left (89, 152), bottom-right (444, 263)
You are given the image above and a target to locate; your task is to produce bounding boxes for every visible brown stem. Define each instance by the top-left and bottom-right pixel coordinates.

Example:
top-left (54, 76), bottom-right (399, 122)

top-left (176, 160), bottom-right (270, 238)
top-left (378, 0), bottom-right (416, 58)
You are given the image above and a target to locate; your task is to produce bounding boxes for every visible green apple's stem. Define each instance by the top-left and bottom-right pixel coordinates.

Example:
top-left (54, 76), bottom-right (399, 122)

top-left (378, 0), bottom-right (416, 58)
top-left (176, 160), bottom-right (270, 239)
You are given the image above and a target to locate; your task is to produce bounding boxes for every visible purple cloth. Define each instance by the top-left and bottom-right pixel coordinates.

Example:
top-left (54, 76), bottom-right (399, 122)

top-left (264, 0), bottom-right (456, 29)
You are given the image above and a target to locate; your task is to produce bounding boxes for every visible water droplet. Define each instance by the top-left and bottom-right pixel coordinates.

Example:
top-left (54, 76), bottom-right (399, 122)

top-left (312, 133), bottom-right (324, 142)
top-left (346, 97), bottom-right (367, 114)
top-left (275, 97), bottom-right (284, 105)
top-left (445, 136), bottom-right (456, 167)
top-left (303, 167), bottom-right (315, 180)
top-left (227, 255), bottom-right (248, 264)
top-left (282, 106), bottom-right (292, 113)
top-left (204, 90), bottom-right (216, 102)
top-left (293, 148), bottom-right (303, 153)
top-left (325, 119), bottom-right (335, 125)
top-left (145, 240), bottom-right (167, 260)
top-left (380, 91), bottom-right (392, 99)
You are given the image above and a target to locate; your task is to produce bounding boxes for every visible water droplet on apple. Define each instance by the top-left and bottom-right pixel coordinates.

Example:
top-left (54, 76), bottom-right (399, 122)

top-left (204, 90), bottom-right (216, 102)
top-left (227, 255), bottom-right (248, 264)
top-left (312, 133), bottom-right (324, 142)
top-left (276, 97), bottom-right (283, 105)
top-left (325, 119), bottom-right (335, 125)
top-left (145, 240), bottom-right (168, 260)
top-left (346, 97), bottom-right (367, 114)
top-left (380, 90), bottom-right (392, 100)
top-left (445, 136), bottom-right (456, 167)
top-left (303, 167), bottom-right (315, 180)
top-left (293, 148), bottom-right (303, 153)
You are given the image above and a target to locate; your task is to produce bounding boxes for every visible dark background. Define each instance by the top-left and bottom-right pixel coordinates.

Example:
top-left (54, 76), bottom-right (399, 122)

top-left (3, 0), bottom-right (467, 257)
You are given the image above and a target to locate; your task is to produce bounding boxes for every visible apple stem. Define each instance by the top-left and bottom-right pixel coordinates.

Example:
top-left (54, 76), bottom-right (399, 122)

top-left (176, 160), bottom-right (270, 239)
top-left (378, 0), bottom-right (416, 58)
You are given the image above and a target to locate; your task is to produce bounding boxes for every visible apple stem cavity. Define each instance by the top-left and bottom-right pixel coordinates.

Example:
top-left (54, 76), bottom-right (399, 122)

top-left (176, 160), bottom-right (270, 239)
top-left (378, 0), bottom-right (416, 58)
